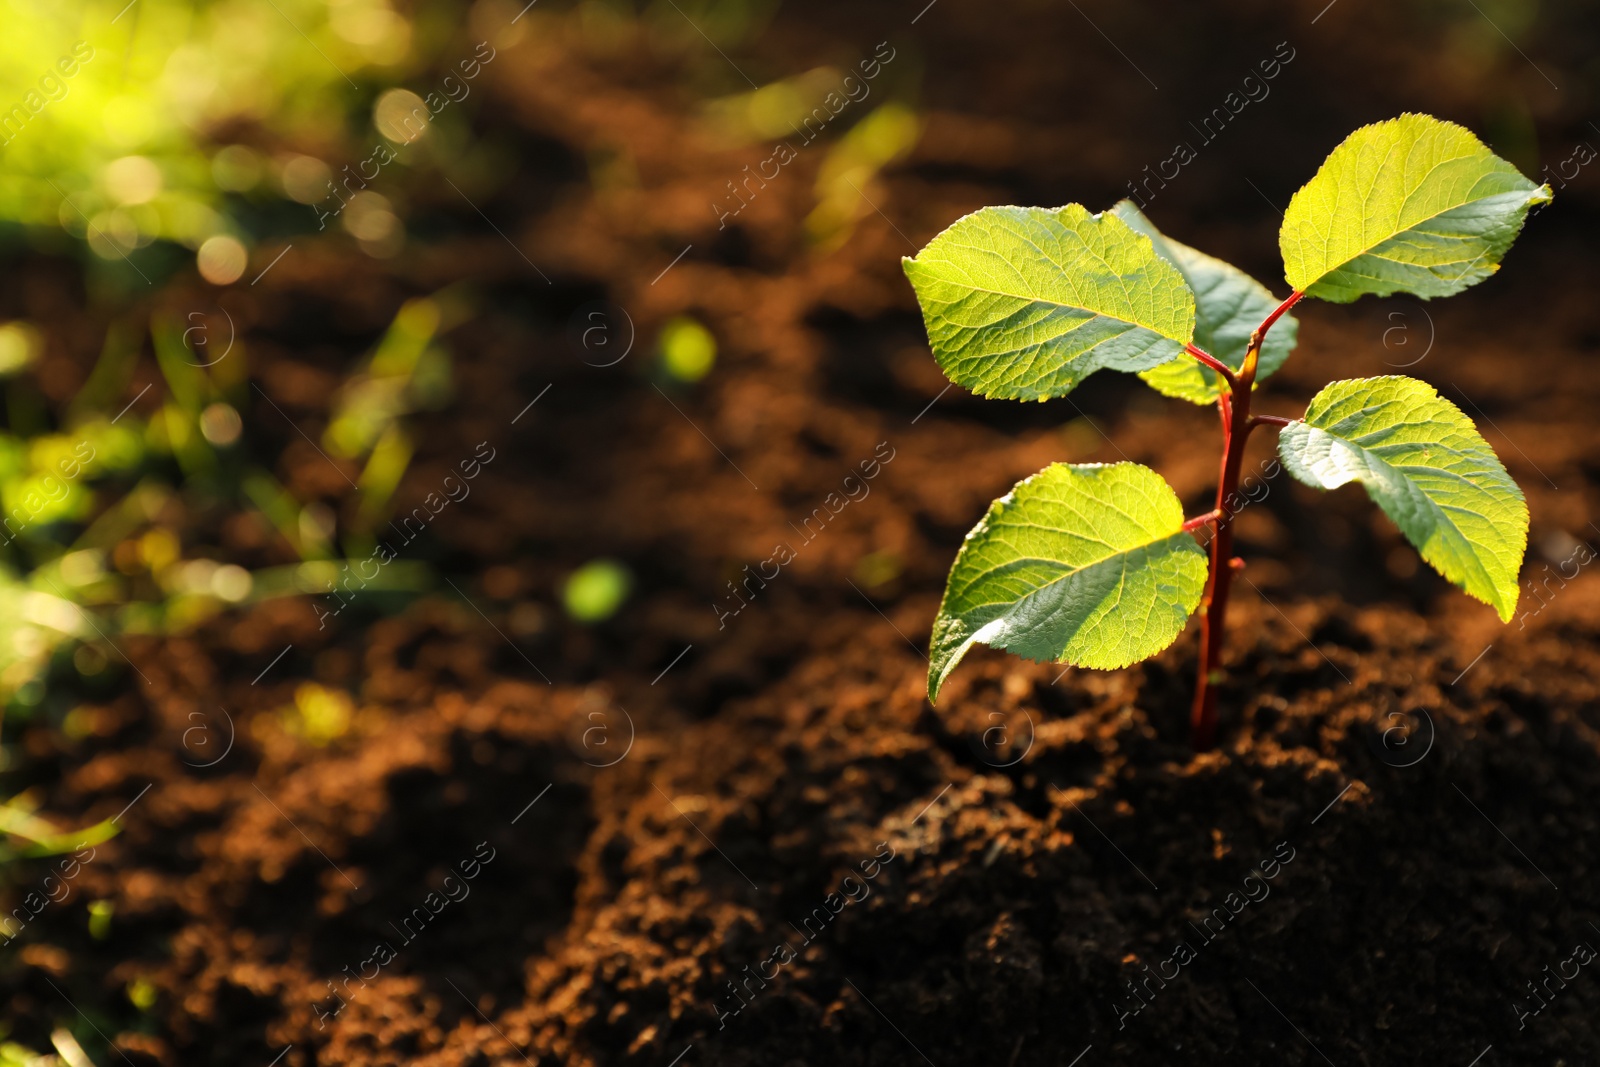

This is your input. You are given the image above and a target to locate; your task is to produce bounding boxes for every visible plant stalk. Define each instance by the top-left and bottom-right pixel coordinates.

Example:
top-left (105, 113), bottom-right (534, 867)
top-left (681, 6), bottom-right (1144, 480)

top-left (1184, 343), bottom-right (1237, 387)
top-left (1189, 290), bottom-right (1303, 749)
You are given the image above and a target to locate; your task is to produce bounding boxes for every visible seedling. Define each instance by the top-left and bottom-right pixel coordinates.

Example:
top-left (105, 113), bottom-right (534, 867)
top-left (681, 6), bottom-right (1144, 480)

top-left (903, 114), bottom-right (1549, 749)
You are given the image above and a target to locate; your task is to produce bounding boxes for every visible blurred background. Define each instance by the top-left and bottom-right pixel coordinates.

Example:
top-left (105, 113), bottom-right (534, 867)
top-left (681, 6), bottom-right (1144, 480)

top-left (2, 0), bottom-right (1598, 1064)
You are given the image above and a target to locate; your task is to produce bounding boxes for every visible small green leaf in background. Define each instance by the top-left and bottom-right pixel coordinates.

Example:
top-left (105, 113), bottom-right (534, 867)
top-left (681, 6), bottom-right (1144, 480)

top-left (0, 801), bottom-right (119, 859)
top-left (1112, 201), bottom-right (1299, 403)
top-left (1281, 113), bottom-right (1551, 302)
top-left (327, 296), bottom-right (447, 460)
top-left (563, 559), bottom-right (632, 622)
top-left (903, 204), bottom-right (1195, 401)
top-left (928, 462), bottom-right (1208, 701)
top-left (659, 316), bottom-right (717, 383)
top-left (807, 102), bottom-right (922, 250)
top-left (281, 683), bottom-right (354, 746)
top-left (0, 322), bottom-right (42, 376)
top-left (88, 899), bottom-right (114, 940)
top-left (1278, 375), bottom-right (1527, 620)
top-left (127, 977), bottom-right (159, 1012)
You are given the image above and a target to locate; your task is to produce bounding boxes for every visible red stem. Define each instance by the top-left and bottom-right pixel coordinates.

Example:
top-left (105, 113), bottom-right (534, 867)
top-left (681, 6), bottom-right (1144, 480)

top-left (1188, 290), bottom-right (1303, 750)
top-left (1182, 509), bottom-right (1222, 532)
top-left (1249, 414), bottom-right (1292, 428)
top-left (1257, 289), bottom-right (1305, 337)
top-left (1184, 343), bottom-right (1237, 387)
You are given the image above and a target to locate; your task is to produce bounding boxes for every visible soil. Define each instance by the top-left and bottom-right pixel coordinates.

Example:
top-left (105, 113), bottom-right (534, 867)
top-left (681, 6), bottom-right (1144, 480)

top-left (4, 1), bottom-right (1600, 1064)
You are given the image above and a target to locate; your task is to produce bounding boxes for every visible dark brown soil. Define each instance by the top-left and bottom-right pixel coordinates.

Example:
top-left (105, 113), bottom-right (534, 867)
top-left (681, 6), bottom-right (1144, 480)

top-left (5, 1), bottom-right (1600, 1064)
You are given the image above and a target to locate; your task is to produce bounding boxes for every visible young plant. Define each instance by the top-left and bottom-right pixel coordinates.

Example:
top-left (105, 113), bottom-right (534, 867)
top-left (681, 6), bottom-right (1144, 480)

top-left (903, 114), bottom-right (1550, 749)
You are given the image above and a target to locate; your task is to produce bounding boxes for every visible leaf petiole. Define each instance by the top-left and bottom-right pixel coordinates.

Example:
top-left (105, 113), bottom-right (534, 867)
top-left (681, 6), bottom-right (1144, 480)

top-left (1183, 343), bottom-right (1237, 388)
top-left (1250, 290), bottom-right (1305, 351)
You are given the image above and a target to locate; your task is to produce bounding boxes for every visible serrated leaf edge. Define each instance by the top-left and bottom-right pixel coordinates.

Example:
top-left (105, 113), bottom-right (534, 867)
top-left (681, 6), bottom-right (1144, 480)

top-left (928, 461), bottom-right (1206, 702)
top-left (1277, 375), bottom-right (1528, 621)
top-left (901, 204), bottom-right (1197, 401)
top-left (1281, 112), bottom-right (1552, 300)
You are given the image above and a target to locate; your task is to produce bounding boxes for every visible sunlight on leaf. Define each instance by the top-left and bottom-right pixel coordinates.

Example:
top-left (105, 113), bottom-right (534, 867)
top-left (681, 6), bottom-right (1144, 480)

top-left (929, 462), bottom-right (1207, 702)
top-left (904, 205), bottom-right (1195, 401)
top-left (1281, 113), bottom-right (1551, 302)
top-left (1112, 201), bottom-right (1298, 404)
top-left (1279, 375), bottom-right (1527, 620)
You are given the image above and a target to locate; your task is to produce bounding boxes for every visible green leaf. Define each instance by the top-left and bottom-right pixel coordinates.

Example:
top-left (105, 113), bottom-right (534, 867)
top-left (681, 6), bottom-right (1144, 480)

top-left (1111, 201), bottom-right (1299, 404)
top-left (1278, 376), bottom-right (1527, 621)
top-left (902, 204), bottom-right (1195, 401)
top-left (0, 801), bottom-right (120, 858)
top-left (1281, 113), bottom-right (1551, 303)
top-left (928, 462), bottom-right (1208, 702)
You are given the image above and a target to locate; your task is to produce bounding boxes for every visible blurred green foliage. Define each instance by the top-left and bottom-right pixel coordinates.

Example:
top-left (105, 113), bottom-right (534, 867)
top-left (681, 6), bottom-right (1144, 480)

top-left (325, 292), bottom-right (462, 538)
top-left (280, 681), bottom-right (354, 745)
top-left (658, 315), bottom-right (716, 382)
top-left (0, 0), bottom-right (452, 269)
top-left (563, 559), bottom-right (631, 622)
top-left (806, 101), bottom-right (921, 248)
top-left (0, 294), bottom-right (451, 892)
top-left (0, 799), bottom-right (118, 862)
top-left (86, 898), bottom-right (113, 939)
top-left (0, 289), bottom-right (456, 715)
